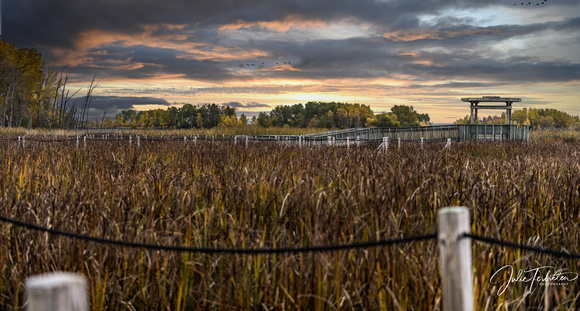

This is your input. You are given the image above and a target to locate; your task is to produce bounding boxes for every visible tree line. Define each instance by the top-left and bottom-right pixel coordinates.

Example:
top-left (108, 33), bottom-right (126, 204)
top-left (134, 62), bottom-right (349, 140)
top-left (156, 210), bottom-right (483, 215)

top-left (454, 108), bottom-right (580, 129)
top-left (107, 102), bottom-right (432, 129)
top-left (0, 39), bottom-right (97, 130)
top-left (100, 104), bottom-right (246, 129)
top-left (256, 102), bottom-right (430, 129)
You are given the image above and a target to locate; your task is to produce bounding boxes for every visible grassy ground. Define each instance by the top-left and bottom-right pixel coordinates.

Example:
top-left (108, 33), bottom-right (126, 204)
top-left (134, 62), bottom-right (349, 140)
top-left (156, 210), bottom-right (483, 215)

top-left (0, 129), bottom-right (578, 310)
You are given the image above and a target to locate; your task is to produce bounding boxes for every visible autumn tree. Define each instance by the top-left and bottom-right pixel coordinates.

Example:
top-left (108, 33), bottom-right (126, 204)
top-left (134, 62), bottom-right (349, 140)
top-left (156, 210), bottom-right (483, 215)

top-left (0, 39), bottom-right (84, 129)
top-left (366, 112), bottom-right (400, 127)
top-left (239, 114), bottom-right (247, 126)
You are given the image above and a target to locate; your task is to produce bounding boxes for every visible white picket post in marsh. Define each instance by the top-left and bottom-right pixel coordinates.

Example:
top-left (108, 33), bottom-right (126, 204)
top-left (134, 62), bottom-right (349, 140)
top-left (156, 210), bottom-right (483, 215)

top-left (234, 136), bottom-right (237, 145)
top-left (194, 136), bottom-right (197, 145)
top-left (137, 135), bottom-right (140, 147)
top-left (83, 136), bottom-right (86, 149)
top-left (299, 136), bottom-right (302, 148)
top-left (22, 136), bottom-right (26, 148)
top-left (26, 272), bottom-right (88, 311)
top-left (18, 136), bottom-right (21, 148)
top-left (184, 136), bottom-right (187, 143)
top-left (129, 135), bottom-right (132, 146)
top-left (346, 137), bottom-right (350, 149)
top-left (398, 137), bottom-right (401, 150)
top-left (76, 135), bottom-right (79, 149)
top-left (421, 137), bottom-right (424, 150)
top-left (438, 207), bottom-right (474, 311)
top-left (356, 135), bottom-right (360, 146)
top-left (383, 136), bottom-right (388, 152)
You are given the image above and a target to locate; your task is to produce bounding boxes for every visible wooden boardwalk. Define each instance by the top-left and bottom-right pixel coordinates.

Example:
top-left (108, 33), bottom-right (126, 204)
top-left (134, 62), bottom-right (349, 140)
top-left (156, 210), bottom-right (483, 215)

top-left (240, 124), bottom-right (530, 144)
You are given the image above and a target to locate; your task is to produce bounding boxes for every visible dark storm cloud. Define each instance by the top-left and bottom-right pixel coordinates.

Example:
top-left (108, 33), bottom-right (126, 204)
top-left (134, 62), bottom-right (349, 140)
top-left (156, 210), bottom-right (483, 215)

top-left (222, 101), bottom-right (269, 108)
top-left (4, 0), bottom-right (264, 48)
top-left (74, 95), bottom-right (171, 110)
top-left (407, 82), bottom-right (511, 89)
top-left (4, 0), bottom-right (502, 50)
top-left (70, 95), bottom-right (171, 120)
top-left (403, 53), bottom-right (580, 83)
top-left (72, 44), bottom-right (235, 82)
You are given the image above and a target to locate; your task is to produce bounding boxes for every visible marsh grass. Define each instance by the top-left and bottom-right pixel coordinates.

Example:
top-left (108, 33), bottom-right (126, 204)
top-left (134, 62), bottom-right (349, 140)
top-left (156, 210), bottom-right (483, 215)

top-left (0, 131), bottom-right (578, 310)
top-left (0, 126), bottom-right (328, 138)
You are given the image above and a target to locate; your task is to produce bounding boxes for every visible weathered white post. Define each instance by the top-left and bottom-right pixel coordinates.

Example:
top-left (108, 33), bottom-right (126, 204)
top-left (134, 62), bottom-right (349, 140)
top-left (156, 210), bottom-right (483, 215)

top-left (26, 272), bottom-right (88, 311)
top-left (356, 136), bottom-right (360, 146)
top-left (129, 135), bottom-right (132, 146)
top-left (346, 137), bottom-right (350, 149)
top-left (438, 207), bottom-right (473, 311)
top-left (299, 136), bottom-right (302, 148)
top-left (234, 136), bottom-right (237, 145)
top-left (398, 137), bottom-right (401, 150)
top-left (245, 136), bottom-right (249, 148)
top-left (83, 136), bottom-right (86, 149)
top-left (137, 135), bottom-right (140, 147)
top-left (194, 136), bottom-right (197, 145)
top-left (22, 136), bottom-right (26, 148)
top-left (76, 135), bottom-right (79, 149)
top-left (421, 137), bottom-right (424, 150)
top-left (383, 136), bottom-right (388, 152)
top-left (184, 136), bottom-right (187, 143)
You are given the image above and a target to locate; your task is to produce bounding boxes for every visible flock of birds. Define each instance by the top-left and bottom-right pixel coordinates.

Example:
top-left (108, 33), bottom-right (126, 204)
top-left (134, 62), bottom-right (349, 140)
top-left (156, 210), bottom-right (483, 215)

top-left (513, 0), bottom-right (554, 5)
top-left (239, 61), bottom-right (292, 68)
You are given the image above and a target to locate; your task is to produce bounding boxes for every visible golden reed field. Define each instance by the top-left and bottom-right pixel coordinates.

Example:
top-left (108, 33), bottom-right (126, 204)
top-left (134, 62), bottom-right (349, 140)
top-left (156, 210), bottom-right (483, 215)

top-left (0, 129), bottom-right (578, 310)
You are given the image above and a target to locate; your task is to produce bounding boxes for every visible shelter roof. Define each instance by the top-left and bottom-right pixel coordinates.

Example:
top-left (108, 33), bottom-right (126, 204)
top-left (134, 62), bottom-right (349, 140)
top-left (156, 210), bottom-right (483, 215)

top-left (461, 96), bottom-right (521, 102)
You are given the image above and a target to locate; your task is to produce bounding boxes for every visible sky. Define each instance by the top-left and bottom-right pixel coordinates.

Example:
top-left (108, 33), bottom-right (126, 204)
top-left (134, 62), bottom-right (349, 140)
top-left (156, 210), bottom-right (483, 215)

top-left (4, 0), bottom-right (580, 123)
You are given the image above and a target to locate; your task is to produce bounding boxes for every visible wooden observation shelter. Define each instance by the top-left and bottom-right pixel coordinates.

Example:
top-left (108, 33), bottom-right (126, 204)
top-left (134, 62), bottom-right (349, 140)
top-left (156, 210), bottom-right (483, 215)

top-left (461, 96), bottom-right (521, 125)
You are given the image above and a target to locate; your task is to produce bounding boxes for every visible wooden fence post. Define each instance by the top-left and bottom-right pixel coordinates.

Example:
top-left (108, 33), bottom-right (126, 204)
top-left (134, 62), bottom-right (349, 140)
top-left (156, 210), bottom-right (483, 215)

top-left (438, 207), bottom-right (474, 311)
top-left (26, 272), bottom-right (88, 311)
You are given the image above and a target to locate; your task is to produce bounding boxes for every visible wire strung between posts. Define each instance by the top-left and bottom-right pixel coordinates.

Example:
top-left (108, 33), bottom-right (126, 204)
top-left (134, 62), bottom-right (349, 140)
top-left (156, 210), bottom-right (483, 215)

top-left (464, 233), bottom-right (580, 259)
top-left (0, 214), bottom-right (436, 254)
top-left (3, 214), bottom-right (577, 258)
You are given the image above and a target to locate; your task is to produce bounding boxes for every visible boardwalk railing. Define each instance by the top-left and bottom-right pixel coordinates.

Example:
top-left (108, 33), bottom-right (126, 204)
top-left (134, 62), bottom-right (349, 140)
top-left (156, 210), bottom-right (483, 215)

top-left (239, 124), bottom-right (530, 144)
